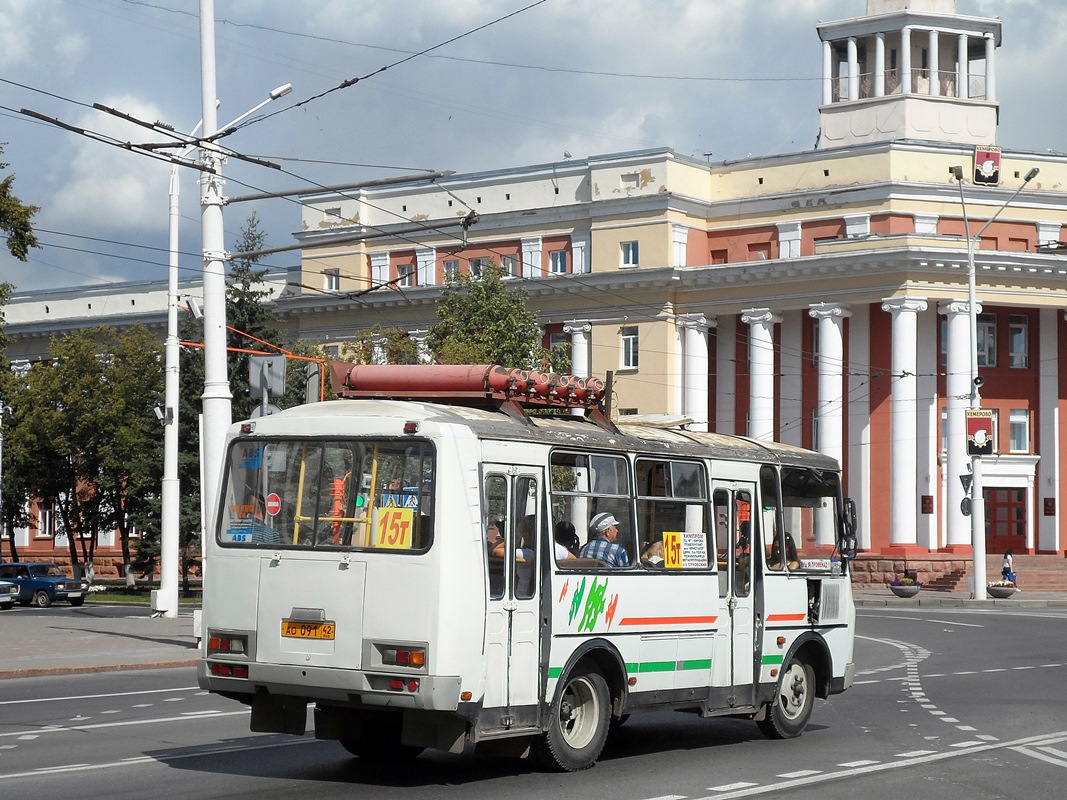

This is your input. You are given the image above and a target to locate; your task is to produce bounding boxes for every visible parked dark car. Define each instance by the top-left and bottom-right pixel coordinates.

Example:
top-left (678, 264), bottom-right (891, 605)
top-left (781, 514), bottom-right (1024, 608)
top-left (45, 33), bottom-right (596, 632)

top-left (0, 563), bottom-right (89, 607)
top-left (0, 579), bottom-right (17, 610)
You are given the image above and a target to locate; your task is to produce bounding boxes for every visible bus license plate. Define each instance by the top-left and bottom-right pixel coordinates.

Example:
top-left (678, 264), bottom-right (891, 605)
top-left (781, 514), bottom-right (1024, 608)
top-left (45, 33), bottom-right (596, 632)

top-left (281, 620), bottom-right (335, 640)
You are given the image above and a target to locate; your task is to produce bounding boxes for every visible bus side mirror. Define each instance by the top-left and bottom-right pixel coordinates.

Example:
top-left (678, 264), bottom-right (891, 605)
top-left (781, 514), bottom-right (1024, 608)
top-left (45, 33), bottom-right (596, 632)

top-left (840, 498), bottom-right (858, 559)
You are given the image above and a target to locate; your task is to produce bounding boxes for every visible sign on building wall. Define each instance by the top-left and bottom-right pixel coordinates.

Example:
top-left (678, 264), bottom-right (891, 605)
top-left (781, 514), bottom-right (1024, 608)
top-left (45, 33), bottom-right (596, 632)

top-left (973, 145), bottom-right (1002, 186)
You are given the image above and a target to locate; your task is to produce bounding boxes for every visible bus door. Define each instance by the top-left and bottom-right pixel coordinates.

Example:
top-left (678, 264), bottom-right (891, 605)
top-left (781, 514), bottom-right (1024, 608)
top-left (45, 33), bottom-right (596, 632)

top-left (483, 466), bottom-right (543, 721)
top-left (712, 481), bottom-right (762, 707)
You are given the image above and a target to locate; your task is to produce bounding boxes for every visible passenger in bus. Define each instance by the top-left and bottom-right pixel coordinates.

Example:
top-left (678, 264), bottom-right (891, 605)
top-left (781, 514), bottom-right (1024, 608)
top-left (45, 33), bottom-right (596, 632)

top-left (486, 521), bottom-right (506, 557)
top-left (580, 513), bottom-right (629, 567)
top-left (641, 538), bottom-right (665, 567)
top-left (515, 515), bottom-right (537, 561)
top-left (242, 494), bottom-right (281, 545)
top-left (768, 533), bottom-right (801, 571)
top-left (553, 520), bottom-right (579, 560)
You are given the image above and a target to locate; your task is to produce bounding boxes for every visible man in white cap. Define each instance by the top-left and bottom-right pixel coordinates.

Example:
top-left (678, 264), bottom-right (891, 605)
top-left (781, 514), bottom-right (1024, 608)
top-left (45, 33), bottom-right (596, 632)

top-left (580, 512), bottom-right (629, 567)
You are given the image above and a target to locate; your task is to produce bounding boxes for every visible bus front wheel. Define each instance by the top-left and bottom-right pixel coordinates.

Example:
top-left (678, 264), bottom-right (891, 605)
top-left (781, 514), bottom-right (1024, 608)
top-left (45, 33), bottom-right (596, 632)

top-left (535, 665), bottom-right (610, 772)
top-left (757, 656), bottom-right (815, 739)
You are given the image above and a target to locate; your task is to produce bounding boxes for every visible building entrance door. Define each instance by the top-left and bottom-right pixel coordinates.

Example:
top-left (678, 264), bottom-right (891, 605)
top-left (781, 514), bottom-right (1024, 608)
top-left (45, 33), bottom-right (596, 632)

top-left (985, 487), bottom-right (1026, 554)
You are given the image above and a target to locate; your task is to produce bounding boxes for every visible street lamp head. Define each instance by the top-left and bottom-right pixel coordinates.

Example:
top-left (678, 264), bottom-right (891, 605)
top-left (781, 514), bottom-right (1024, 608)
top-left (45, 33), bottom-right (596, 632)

top-left (269, 83), bottom-right (293, 100)
top-left (1024, 167), bottom-right (1040, 182)
top-left (951, 165), bottom-right (965, 181)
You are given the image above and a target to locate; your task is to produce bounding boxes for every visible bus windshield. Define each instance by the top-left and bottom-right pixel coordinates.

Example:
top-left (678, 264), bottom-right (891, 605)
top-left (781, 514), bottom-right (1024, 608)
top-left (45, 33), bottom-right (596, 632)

top-left (219, 438), bottom-right (435, 552)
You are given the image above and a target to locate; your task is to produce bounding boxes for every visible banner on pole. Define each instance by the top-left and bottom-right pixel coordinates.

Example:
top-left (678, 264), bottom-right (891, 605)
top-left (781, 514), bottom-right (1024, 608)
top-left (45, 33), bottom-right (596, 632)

top-left (966, 408), bottom-right (994, 456)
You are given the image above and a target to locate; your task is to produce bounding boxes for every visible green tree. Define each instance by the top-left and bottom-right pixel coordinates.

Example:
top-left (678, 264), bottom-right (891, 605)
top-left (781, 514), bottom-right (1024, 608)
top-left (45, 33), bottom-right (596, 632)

top-left (338, 326), bottom-right (420, 366)
top-left (1, 145), bottom-right (40, 261)
top-left (426, 262), bottom-right (560, 369)
top-left (9, 326), bottom-right (162, 579)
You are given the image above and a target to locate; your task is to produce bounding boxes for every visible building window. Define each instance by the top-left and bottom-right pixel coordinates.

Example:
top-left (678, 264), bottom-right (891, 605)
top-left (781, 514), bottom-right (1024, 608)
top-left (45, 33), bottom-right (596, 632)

top-left (36, 507), bottom-right (53, 539)
top-left (398, 263), bottom-right (415, 288)
top-left (502, 254), bottom-right (520, 278)
top-left (443, 259), bottom-right (460, 282)
top-left (323, 207), bottom-right (341, 224)
top-left (977, 313), bottom-right (997, 367)
top-left (941, 408), bottom-right (948, 453)
top-left (1009, 315), bottom-right (1028, 368)
top-left (1009, 409), bottom-right (1030, 453)
top-left (323, 269), bottom-right (340, 292)
top-left (621, 326), bottom-right (639, 370)
top-left (469, 257), bottom-right (489, 278)
top-left (812, 320), bottom-right (820, 368)
top-left (550, 250), bottom-right (568, 274)
top-left (621, 241), bottom-right (639, 268)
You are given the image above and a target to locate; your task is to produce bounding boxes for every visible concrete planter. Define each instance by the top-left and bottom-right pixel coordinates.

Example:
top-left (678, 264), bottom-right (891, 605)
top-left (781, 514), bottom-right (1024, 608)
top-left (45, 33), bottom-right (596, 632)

top-left (889, 584), bottom-right (922, 598)
top-left (987, 585), bottom-right (1017, 599)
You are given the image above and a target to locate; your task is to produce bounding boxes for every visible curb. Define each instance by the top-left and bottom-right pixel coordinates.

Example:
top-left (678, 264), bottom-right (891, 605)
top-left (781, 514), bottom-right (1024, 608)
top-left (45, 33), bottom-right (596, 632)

top-left (856, 596), bottom-right (1067, 608)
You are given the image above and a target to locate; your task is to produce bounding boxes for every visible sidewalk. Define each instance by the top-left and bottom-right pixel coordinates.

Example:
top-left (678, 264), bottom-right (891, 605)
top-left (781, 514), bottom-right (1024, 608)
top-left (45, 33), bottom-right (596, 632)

top-left (854, 588), bottom-right (1067, 607)
top-left (0, 603), bottom-right (200, 680)
top-left (3, 591), bottom-right (1067, 680)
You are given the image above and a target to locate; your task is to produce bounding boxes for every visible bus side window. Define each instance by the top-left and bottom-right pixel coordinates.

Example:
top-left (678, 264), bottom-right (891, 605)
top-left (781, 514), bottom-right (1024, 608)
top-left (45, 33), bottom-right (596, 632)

top-left (714, 491), bottom-right (730, 597)
top-left (485, 475), bottom-right (508, 600)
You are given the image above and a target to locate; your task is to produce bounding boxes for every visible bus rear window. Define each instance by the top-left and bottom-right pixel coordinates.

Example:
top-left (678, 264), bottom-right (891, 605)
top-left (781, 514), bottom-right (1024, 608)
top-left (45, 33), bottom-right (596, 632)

top-left (220, 438), bottom-right (435, 552)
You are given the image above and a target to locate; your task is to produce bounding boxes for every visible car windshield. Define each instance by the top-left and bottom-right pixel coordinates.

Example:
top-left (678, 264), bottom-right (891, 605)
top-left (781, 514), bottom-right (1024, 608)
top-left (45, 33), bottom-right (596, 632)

top-left (30, 565), bottom-right (64, 577)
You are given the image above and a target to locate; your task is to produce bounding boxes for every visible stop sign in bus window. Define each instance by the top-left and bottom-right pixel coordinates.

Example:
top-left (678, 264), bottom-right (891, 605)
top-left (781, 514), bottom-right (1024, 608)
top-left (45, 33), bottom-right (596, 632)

top-left (265, 493), bottom-right (282, 517)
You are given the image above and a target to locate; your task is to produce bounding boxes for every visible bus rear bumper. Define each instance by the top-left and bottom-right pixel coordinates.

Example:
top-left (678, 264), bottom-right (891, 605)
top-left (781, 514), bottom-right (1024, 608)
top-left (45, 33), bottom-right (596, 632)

top-left (198, 659), bottom-right (463, 712)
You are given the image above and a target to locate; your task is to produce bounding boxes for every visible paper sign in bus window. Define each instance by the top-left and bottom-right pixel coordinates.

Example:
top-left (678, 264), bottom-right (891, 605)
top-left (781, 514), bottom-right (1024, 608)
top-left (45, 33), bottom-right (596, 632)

top-left (375, 507), bottom-right (414, 549)
top-left (663, 531), bottom-right (709, 569)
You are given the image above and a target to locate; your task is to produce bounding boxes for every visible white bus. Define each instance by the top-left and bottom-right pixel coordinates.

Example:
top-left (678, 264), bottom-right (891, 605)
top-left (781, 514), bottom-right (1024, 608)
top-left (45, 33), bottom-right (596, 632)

top-left (198, 364), bottom-right (857, 771)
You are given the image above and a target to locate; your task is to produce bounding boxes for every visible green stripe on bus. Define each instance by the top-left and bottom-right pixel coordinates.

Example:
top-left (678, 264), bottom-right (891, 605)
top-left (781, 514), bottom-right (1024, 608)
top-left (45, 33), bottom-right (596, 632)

top-left (762, 654), bottom-right (785, 665)
top-left (550, 659), bottom-right (713, 680)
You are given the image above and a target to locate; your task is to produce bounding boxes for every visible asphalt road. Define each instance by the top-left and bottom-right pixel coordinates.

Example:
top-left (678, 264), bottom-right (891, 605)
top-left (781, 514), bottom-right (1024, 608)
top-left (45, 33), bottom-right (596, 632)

top-left (1, 605), bottom-right (1065, 799)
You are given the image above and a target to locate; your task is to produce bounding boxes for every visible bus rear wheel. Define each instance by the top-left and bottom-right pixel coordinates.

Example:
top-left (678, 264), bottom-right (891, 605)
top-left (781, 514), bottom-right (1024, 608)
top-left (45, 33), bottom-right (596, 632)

top-left (535, 665), bottom-right (610, 772)
top-left (757, 656), bottom-right (815, 739)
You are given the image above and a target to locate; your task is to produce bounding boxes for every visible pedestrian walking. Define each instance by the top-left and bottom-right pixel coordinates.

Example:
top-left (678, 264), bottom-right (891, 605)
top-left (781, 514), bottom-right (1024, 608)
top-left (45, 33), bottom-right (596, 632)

top-left (1002, 549), bottom-right (1016, 584)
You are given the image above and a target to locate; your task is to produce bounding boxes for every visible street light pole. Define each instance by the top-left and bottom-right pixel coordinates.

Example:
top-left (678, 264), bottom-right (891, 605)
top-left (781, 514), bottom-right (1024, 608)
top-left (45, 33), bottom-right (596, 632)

top-left (157, 83), bottom-right (291, 619)
top-left (952, 164), bottom-right (1039, 599)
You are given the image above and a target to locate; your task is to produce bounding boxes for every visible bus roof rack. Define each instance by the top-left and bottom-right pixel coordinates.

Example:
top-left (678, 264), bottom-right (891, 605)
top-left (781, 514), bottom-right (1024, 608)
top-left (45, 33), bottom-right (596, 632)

top-left (329, 363), bottom-right (618, 431)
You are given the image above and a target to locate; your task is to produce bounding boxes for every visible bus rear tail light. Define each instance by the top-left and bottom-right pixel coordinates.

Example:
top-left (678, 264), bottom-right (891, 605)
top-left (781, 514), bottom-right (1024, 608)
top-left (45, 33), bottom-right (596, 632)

top-left (386, 678), bottom-right (420, 692)
top-left (382, 646), bottom-right (426, 668)
top-left (208, 635), bottom-right (247, 655)
top-left (209, 663), bottom-right (249, 678)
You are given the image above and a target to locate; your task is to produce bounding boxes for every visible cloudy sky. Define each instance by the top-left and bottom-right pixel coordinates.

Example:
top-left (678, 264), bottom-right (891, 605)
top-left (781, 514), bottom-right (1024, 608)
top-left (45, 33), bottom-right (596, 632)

top-left (1, 0), bottom-right (1063, 295)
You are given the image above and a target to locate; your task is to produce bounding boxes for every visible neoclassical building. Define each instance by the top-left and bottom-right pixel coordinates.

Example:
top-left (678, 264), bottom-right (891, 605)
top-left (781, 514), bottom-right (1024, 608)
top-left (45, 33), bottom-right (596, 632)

top-left (5, 0), bottom-right (1067, 564)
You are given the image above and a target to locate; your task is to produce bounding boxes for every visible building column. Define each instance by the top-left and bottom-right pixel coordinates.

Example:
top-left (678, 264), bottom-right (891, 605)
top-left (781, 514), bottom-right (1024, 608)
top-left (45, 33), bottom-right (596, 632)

top-left (958, 33), bottom-right (969, 99)
top-left (847, 305), bottom-right (872, 550)
top-left (939, 300), bottom-right (975, 549)
top-left (901, 27), bottom-right (912, 94)
top-left (715, 315), bottom-right (737, 435)
top-left (847, 37), bottom-right (859, 101)
top-left (1038, 310), bottom-right (1061, 553)
top-left (521, 236), bottom-right (542, 278)
top-left (985, 33), bottom-right (996, 102)
top-left (810, 303), bottom-right (850, 547)
top-left (410, 329), bottom-right (430, 364)
top-left (928, 29), bottom-right (940, 96)
top-left (822, 40), bottom-right (834, 104)
top-left (742, 308), bottom-right (781, 441)
top-left (809, 303), bottom-right (850, 466)
top-left (874, 32), bottom-right (886, 97)
top-left (678, 314), bottom-right (710, 431)
top-left (565, 321), bottom-right (592, 418)
top-left (881, 297), bottom-right (928, 549)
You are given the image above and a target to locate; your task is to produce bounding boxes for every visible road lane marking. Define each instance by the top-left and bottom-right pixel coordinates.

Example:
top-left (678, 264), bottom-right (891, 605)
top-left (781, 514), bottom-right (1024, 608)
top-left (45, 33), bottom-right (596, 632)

top-left (686, 731), bottom-right (1067, 800)
top-left (838, 760), bottom-right (879, 767)
top-left (0, 736), bottom-right (318, 780)
top-left (777, 770), bottom-right (820, 778)
top-left (707, 783), bottom-right (757, 792)
top-left (0, 686), bottom-right (200, 706)
top-left (0, 709), bottom-right (250, 739)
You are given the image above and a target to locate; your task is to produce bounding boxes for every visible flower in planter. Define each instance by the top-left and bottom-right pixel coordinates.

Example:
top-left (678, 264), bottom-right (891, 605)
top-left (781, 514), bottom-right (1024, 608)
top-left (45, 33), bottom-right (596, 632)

top-left (889, 577), bottom-right (924, 588)
top-left (988, 579), bottom-right (1016, 588)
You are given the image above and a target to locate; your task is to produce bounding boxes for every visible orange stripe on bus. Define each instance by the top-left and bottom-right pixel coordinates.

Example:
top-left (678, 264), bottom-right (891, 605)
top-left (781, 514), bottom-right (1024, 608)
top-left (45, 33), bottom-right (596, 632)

top-left (618, 616), bottom-right (718, 626)
top-left (767, 613), bottom-right (807, 622)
